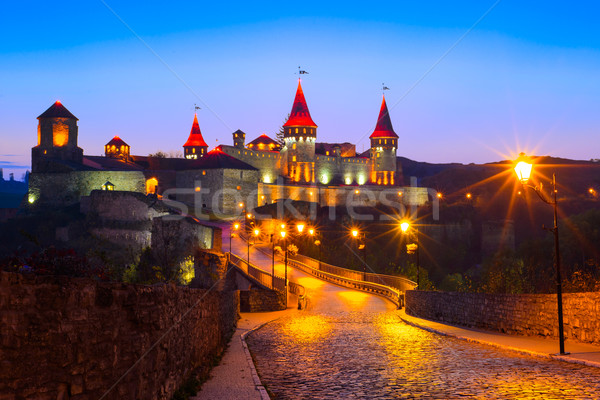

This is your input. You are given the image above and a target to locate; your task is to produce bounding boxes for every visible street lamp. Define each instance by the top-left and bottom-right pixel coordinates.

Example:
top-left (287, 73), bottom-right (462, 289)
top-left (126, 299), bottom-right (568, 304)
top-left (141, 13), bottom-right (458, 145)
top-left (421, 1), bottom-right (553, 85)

top-left (280, 230), bottom-right (288, 306)
top-left (350, 228), bottom-right (367, 280)
top-left (400, 221), bottom-right (420, 290)
top-left (513, 152), bottom-right (567, 355)
top-left (308, 228), bottom-right (321, 270)
top-left (296, 223), bottom-right (305, 234)
top-left (230, 222), bottom-right (240, 254)
top-left (247, 227), bottom-right (260, 266)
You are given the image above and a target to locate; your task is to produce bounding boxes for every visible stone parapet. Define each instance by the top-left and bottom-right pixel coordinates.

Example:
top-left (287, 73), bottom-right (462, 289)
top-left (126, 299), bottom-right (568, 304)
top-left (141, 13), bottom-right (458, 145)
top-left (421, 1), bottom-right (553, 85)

top-left (0, 271), bottom-right (239, 399)
top-left (406, 290), bottom-right (600, 345)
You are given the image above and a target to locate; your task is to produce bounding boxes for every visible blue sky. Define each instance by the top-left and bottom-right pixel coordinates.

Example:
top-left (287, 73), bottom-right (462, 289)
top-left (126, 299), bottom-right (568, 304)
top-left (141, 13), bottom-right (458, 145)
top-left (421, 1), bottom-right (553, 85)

top-left (1, 1), bottom-right (599, 180)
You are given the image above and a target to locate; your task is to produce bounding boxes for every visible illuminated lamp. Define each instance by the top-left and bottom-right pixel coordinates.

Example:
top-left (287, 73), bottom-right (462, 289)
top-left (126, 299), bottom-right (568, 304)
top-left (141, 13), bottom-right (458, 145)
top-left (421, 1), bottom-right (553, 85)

top-left (102, 181), bottom-right (115, 191)
top-left (513, 152), bottom-right (532, 184)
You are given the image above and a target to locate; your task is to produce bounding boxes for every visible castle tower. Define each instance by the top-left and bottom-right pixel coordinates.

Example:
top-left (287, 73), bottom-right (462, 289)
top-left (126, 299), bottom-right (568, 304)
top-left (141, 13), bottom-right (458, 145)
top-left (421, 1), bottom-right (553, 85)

top-left (32, 101), bottom-right (83, 172)
top-left (283, 80), bottom-right (317, 183)
top-left (233, 129), bottom-right (246, 149)
top-left (105, 136), bottom-right (130, 160)
top-left (369, 95), bottom-right (398, 185)
top-left (183, 113), bottom-right (208, 159)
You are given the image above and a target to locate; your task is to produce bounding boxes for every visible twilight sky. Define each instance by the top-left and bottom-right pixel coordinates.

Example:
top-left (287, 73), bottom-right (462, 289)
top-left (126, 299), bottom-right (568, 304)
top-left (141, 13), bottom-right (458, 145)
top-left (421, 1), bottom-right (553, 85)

top-left (1, 1), bottom-right (599, 180)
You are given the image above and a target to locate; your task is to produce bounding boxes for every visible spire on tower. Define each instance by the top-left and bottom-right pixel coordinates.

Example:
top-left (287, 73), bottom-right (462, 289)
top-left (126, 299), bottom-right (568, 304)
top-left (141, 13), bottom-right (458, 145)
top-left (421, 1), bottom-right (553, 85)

top-left (283, 80), bottom-right (317, 128)
top-left (183, 114), bottom-right (208, 147)
top-left (369, 95), bottom-right (397, 139)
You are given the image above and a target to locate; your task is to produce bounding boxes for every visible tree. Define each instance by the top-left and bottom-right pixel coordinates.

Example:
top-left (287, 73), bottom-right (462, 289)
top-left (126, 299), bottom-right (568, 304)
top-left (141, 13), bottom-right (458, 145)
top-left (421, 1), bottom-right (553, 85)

top-left (275, 114), bottom-right (289, 145)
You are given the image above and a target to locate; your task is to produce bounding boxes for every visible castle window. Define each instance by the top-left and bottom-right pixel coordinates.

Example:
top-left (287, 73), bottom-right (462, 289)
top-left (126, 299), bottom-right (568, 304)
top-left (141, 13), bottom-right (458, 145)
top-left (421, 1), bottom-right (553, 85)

top-left (52, 121), bottom-right (69, 147)
top-left (292, 156), bottom-right (297, 162)
top-left (292, 143), bottom-right (297, 150)
top-left (325, 151), bottom-right (329, 156)
top-left (303, 128), bottom-right (306, 133)
top-left (192, 148), bottom-right (196, 154)
top-left (295, 128), bottom-right (298, 134)
top-left (384, 139), bottom-right (387, 145)
top-left (202, 170), bottom-right (206, 175)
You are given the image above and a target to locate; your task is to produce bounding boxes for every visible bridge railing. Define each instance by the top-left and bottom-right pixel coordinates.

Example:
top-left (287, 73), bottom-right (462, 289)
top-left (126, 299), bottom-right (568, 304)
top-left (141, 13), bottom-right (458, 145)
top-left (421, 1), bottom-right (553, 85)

top-left (228, 253), bottom-right (286, 292)
top-left (285, 256), bottom-right (405, 308)
top-left (291, 254), bottom-right (416, 293)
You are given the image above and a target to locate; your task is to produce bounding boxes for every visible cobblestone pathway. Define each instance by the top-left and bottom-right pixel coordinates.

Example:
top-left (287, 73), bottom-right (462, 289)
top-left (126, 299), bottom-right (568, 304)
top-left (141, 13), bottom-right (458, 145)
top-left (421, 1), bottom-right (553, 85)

top-left (247, 310), bottom-right (600, 399)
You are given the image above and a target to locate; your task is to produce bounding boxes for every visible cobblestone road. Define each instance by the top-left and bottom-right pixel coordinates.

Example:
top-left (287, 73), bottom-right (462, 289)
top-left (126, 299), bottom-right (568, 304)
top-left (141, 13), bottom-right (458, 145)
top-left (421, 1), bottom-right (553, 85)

top-left (247, 309), bottom-right (600, 399)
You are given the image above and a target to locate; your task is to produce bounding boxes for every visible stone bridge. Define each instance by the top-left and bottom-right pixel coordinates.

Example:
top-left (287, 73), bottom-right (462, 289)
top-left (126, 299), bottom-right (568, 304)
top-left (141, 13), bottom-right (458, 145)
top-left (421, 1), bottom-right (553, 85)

top-left (220, 223), bottom-right (600, 399)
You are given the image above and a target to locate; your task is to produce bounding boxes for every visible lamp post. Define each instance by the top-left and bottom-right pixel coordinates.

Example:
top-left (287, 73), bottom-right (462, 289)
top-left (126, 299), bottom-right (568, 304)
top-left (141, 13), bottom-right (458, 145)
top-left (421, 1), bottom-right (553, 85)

top-left (351, 228), bottom-right (367, 281)
top-left (513, 152), bottom-right (566, 355)
top-left (230, 222), bottom-right (240, 254)
top-left (247, 227), bottom-right (260, 267)
top-left (400, 221), bottom-right (420, 290)
top-left (270, 233), bottom-right (275, 286)
top-left (308, 228), bottom-right (320, 270)
top-left (280, 230), bottom-right (288, 307)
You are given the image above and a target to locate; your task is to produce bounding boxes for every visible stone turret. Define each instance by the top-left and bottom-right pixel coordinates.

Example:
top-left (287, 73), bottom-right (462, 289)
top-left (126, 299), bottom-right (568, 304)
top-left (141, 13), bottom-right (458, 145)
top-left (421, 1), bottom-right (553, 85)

top-left (32, 101), bottom-right (83, 172)
top-left (369, 95), bottom-right (398, 185)
top-left (233, 129), bottom-right (246, 149)
top-left (282, 80), bottom-right (317, 183)
top-left (183, 114), bottom-right (208, 159)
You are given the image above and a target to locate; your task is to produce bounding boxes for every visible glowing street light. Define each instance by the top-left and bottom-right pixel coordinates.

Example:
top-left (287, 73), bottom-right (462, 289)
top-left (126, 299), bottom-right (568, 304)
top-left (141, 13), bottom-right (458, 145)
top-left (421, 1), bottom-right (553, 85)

top-left (514, 152), bottom-right (533, 184)
top-left (296, 223), bottom-right (305, 234)
top-left (466, 193), bottom-right (472, 200)
top-left (437, 192), bottom-right (442, 199)
top-left (230, 222), bottom-right (240, 254)
top-left (247, 227), bottom-right (260, 267)
top-left (350, 228), bottom-right (367, 280)
top-left (280, 229), bottom-right (288, 305)
top-left (513, 153), bottom-right (566, 355)
top-left (400, 220), bottom-right (420, 290)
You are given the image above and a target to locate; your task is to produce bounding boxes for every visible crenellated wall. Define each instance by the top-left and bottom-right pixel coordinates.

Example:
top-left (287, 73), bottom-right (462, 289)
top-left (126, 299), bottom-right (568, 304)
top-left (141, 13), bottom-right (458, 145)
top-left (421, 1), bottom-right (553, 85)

top-left (406, 290), bottom-right (600, 345)
top-left (0, 271), bottom-right (238, 399)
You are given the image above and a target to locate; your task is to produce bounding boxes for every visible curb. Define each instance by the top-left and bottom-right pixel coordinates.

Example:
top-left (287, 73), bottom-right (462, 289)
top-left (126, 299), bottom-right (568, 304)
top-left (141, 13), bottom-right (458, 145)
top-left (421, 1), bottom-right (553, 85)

top-left (400, 315), bottom-right (600, 369)
top-left (240, 319), bottom-right (282, 400)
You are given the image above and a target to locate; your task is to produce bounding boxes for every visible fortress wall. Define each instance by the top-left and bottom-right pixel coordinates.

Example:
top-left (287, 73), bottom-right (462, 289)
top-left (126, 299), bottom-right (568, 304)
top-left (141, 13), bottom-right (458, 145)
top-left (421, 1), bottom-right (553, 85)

top-left (407, 290), bottom-right (600, 345)
top-left (28, 170), bottom-right (145, 206)
top-left (0, 271), bottom-right (238, 399)
top-left (220, 146), bottom-right (279, 183)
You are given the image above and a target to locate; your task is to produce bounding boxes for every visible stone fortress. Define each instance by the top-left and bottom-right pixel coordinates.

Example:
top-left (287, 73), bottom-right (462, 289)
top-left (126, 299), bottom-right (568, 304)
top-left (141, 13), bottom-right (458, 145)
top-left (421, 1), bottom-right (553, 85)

top-left (28, 81), bottom-right (430, 215)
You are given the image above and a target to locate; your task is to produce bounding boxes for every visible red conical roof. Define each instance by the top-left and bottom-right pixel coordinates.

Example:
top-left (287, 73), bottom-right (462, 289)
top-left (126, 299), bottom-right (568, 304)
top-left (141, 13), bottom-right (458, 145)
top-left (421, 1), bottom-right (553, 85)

top-left (183, 114), bottom-right (208, 147)
top-left (283, 80), bottom-right (317, 128)
top-left (369, 95), bottom-right (398, 139)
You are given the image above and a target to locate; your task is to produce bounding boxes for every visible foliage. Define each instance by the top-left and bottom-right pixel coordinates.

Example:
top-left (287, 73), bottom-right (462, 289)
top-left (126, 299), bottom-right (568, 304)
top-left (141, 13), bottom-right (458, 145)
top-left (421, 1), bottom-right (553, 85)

top-left (287, 244), bottom-right (298, 256)
top-left (439, 273), bottom-right (466, 292)
top-left (148, 150), bottom-right (183, 158)
top-left (178, 256), bottom-right (195, 285)
top-left (0, 247), bottom-right (108, 279)
top-left (396, 262), bottom-right (435, 291)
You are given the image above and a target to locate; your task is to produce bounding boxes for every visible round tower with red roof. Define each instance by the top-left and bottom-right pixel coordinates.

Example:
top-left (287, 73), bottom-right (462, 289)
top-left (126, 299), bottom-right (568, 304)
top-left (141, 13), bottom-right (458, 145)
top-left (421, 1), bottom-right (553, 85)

top-left (282, 80), bottom-right (317, 183)
top-left (183, 113), bottom-right (208, 159)
top-left (369, 95), bottom-right (398, 185)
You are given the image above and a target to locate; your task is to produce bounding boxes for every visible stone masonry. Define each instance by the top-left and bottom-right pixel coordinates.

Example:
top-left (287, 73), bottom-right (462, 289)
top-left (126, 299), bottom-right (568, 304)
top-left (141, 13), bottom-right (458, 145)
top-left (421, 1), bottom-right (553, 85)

top-left (406, 290), bottom-right (600, 345)
top-left (0, 271), bottom-right (239, 400)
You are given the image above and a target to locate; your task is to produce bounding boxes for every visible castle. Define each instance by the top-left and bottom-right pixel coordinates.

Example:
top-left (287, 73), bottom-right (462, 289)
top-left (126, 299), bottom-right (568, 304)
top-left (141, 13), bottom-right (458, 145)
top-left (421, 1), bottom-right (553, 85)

top-left (28, 81), bottom-right (430, 215)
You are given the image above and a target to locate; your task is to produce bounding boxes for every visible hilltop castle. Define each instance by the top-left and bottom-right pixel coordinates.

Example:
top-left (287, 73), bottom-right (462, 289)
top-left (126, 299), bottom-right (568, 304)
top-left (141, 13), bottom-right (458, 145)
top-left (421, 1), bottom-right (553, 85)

top-left (28, 81), bottom-right (429, 215)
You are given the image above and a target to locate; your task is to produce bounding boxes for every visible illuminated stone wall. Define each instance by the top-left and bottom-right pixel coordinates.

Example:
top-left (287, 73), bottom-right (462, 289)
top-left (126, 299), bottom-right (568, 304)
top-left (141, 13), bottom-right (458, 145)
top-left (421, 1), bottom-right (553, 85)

top-left (0, 271), bottom-right (239, 399)
top-left (177, 167), bottom-right (259, 216)
top-left (28, 170), bottom-right (146, 206)
top-left (406, 291), bottom-right (600, 345)
top-left (258, 183), bottom-right (430, 208)
top-left (220, 145), bottom-right (279, 184)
